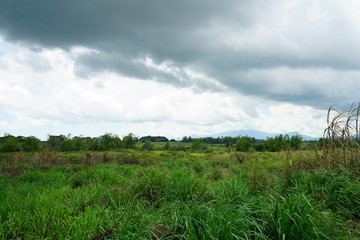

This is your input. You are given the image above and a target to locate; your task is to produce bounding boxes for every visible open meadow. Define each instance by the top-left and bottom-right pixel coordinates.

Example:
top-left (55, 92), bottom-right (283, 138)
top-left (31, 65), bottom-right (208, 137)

top-left (0, 143), bottom-right (359, 239)
top-left (2, 1), bottom-right (360, 239)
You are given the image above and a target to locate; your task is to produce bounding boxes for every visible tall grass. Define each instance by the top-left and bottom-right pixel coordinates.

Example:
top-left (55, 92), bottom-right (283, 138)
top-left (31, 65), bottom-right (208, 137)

top-left (321, 102), bottom-right (360, 171)
top-left (1, 120), bottom-right (359, 240)
top-left (1, 152), bottom-right (357, 239)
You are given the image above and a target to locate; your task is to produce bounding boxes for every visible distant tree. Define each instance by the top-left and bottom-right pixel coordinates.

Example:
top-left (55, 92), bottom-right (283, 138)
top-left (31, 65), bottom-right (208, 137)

top-left (223, 136), bottom-right (236, 147)
top-left (235, 136), bottom-right (253, 152)
top-left (0, 134), bottom-right (21, 152)
top-left (87, 138), bottom-right (103, 151)
top-left (255, 143), bottom-right (265, 152)
top-left (191, 138), bottom-right (205, 151)
top-left (60, 137), bottom-right (73, 151)
top-left (123, 134), bottom-right (137, 149)
top-left (47, 135), bottom-right (66, 151)
top-left (264, 134), bottom-right (301, 152)
top-left (139, 136), bottom-right (169, 142)
top-left (100, 133), bottom-right (122, 150)
top-left (22, 136), bottom-right (41, 151)
top-left (182, 136), bottom-right (193, 143)
top-left (290, 135), bottom-right (302, 150)
top-left (71, 136), bottom-right (86, 151)
top-left (264, 137), bottom-right (276, 152)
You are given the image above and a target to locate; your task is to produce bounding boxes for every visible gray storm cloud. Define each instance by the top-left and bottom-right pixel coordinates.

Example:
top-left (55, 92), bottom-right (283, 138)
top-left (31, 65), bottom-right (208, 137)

top-left (1, 0), bottom-right (359, 109)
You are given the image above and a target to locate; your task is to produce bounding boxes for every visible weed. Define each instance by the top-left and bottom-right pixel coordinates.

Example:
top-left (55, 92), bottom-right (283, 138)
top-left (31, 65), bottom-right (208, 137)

top-left (118, 153), bottom-right (140, 165)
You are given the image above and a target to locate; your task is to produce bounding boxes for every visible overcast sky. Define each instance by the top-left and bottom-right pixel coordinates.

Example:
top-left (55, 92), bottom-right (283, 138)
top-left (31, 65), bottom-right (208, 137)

top-left (0, 0), bottom-right (359, 139)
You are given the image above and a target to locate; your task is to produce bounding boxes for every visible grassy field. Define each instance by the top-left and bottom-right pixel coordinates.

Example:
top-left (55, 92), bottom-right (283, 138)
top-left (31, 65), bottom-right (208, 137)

top-left (0, 147), bottom-right (359, 239)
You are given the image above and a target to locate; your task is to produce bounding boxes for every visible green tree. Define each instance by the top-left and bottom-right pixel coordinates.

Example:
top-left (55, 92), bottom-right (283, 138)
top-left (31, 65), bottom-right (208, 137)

top-left (22, 136), bottom-right (41, 151)
top-left (290, 135), bottom-right (302, 150)
top-left (191, 138), bottom-right (205, 151)
top-left (100, 133), bottom-right (121, 150)
top-left (87, 138), bottom-right (103, 151)
top-left (123, 134), bottom-right (137, 149)
top-left (0, 134), bottom-right (21, 152)
top-left (264, 134), bottom-right (295, 152)
top-left (235, 136), bottom-right (253, 152)
top-left (47, 135), bottom-right (66, 151)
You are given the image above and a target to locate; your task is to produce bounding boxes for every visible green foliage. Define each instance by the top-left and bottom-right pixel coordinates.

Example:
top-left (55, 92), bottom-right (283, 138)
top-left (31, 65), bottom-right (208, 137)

top-left (22, 136), bottom-right (42, 151)
top-left (265, 194), bottom-right (331, 240)
top-left (264, 134), bottom-right (302, 152)
top-left (0, 133), bottom-right (306, 153)
top-left (139, 136), bottom-right (169, 142)
top-left (99, 133), bottom-right (122, 150)
top-left (122, 134), bottom-right (137, 149)
top-left (290, 135), bottom-right (302, 149)
top-left (190, 138), bottom-right (206, 151)
top-left (235, 136), bottom-right (254, 152)
top-left (141, 142), bottom-right (154, 151)
top-left (0, 145), bottom-right (358, 239)
top-left (163, 142), bottom-right (170, 150)
top-left (0, 135), bottom-right (22, 152)
top-left (47, 135), bottom-right (66, 151)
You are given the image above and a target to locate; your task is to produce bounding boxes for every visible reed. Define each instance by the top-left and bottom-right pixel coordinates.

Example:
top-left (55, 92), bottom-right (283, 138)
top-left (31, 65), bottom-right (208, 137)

top-left (322, 102), bottom-right (360, 171)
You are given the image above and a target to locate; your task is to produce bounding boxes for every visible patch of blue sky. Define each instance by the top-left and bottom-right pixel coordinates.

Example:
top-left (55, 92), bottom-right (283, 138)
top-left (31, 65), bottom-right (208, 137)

top-left (259, 105), bottom-right (271, 117)
top-left (0, 109), bottom-right (14, 122)
top-left (0, 42), bottom-right (6, 57)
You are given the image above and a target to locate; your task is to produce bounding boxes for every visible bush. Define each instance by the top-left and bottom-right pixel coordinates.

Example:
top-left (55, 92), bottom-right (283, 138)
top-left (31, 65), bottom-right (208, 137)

top-left (190, 139), bottom-right (206, 151)
top-left (235, 137), bottom-right (253, 152)
top-left (141, 142), bottom-right (154, 151)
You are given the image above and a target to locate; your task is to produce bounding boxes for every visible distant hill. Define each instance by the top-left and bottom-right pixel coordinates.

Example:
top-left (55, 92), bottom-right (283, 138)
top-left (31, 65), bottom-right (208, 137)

top-left (191, 130), bottom-right (318, 141)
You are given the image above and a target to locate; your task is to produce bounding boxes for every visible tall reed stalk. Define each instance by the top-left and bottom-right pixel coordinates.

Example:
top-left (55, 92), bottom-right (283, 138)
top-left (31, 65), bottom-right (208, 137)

top-left (322, 102), bottom-right (360, 171)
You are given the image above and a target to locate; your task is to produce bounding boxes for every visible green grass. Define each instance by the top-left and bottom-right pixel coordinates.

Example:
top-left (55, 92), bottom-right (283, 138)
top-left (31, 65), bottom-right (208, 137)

top-left (0, 149), bottom-right (359, 239)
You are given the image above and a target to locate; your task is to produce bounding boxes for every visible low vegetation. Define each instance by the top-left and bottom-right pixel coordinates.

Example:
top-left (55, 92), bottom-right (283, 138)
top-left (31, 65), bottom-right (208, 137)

top-left (0, 104), bottom-right (359, 239)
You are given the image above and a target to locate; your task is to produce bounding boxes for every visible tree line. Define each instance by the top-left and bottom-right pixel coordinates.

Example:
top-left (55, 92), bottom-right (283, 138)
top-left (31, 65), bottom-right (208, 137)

top-left (0, 133), bottom-right (305, 153)
top-left (0, 133), bottom-right (138, 152)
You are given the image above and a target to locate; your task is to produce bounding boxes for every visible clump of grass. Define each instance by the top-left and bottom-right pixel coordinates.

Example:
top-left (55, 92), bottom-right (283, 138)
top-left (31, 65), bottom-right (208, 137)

top-left (246, 157), bottom-right (274, 194)
top-left (208, 167), bottom-right (224, 181)
top-left (12, 152), bottom-right (29, 164)
top-left (1, 137), bottom-right (359, 239)
top-left (321, 102), bottom-right (360, 171)
top-left (32, 149), bottom-right (66, 166)
top-left (149, 223), bottom-right (171, 239)
top-left (264, 194), bottom-right (333, 240)
top-left (117, 153), bottom-right (139, 165)
top-left (192, 161), bottom-right (206, 175)
top-left (83, 152), bottom-right (115, 166)
top-left (232, 151), bottom-right (247, 164)
top-left (1, 166), bottom-right (27, 178)
top-left (211, 154), bottom-right (230, 168)
top-left (131, 169), bottom-right (168, 205)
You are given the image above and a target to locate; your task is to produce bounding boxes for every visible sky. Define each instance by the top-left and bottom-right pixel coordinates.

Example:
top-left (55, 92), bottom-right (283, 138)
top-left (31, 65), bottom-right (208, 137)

top-left (0, 0), bottom-right (359, 140)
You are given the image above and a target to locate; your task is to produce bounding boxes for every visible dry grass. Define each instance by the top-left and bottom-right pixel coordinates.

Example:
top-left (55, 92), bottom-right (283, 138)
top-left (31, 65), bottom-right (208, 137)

top-left (118, 154), bottom-right (140, 165)
top-left (290, 103), bottom-right (360, 173)
top-left (32, 149), bottom-right (67, 166)
top-left (321, 102), bottom-right (360, 172)
top-left (83, 153), bottom-right (115, 166)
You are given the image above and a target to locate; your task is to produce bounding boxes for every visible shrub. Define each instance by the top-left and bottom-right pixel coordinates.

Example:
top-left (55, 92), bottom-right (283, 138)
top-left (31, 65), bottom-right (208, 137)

top-left (141, 142), bottom-right (154, 151)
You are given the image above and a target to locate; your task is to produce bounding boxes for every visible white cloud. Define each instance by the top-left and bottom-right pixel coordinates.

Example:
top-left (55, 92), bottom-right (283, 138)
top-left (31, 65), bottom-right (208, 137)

top-left (0, 39), bottom-right (331, 138)
top-left (3, 0), bottom-right (359, 139)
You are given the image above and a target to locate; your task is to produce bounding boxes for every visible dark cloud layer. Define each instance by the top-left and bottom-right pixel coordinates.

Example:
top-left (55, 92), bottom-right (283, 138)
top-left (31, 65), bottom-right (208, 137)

top-left (1, 0), bottom-right (359, 109)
